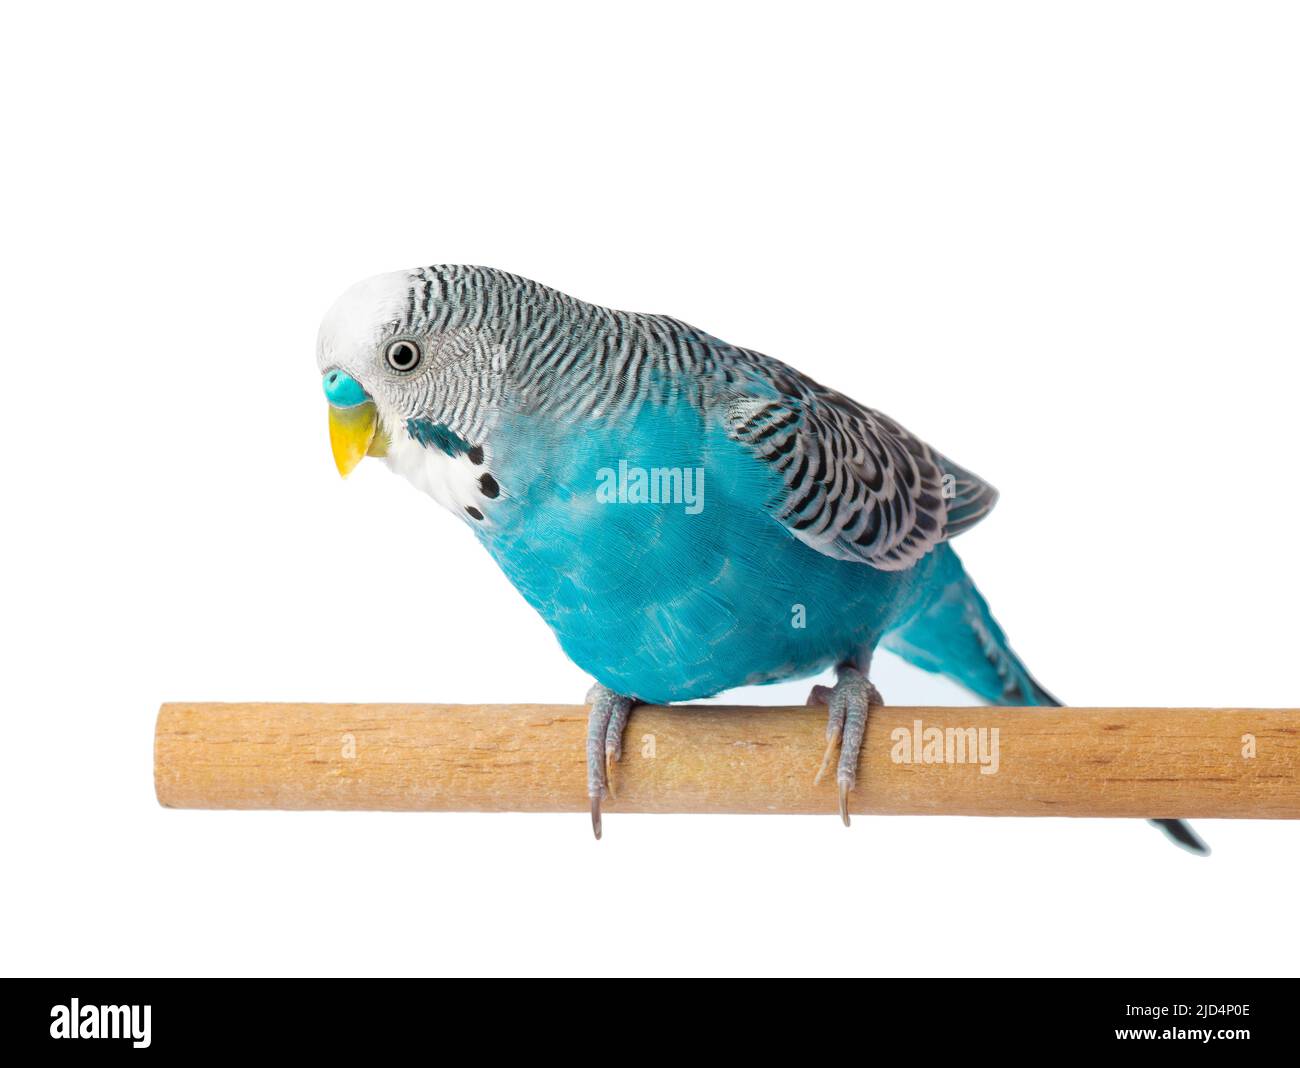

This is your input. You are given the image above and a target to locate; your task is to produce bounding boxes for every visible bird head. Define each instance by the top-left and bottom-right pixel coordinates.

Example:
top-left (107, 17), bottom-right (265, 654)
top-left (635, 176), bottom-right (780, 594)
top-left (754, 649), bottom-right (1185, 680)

top-left (316, 269), bottom-right (435, 477)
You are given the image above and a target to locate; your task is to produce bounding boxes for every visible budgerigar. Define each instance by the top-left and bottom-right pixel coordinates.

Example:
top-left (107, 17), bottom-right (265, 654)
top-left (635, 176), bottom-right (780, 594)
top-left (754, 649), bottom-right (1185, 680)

top-left (316, 265), bottom-right (1205, 854)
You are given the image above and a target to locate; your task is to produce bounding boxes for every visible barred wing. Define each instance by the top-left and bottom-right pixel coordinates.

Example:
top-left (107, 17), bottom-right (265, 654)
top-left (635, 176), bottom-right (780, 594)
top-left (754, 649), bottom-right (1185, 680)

top-left (720, 359), bottom-right (998, 571)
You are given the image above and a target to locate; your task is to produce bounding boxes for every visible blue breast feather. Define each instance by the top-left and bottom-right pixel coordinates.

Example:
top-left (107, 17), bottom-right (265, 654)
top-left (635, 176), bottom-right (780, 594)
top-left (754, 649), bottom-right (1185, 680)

top-left (475, 395), bottom-right (950, 703)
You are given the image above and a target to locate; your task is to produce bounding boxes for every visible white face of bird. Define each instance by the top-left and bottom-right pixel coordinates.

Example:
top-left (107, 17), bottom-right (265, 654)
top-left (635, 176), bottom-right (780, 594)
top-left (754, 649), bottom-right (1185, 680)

top-left (315, 270), bottom-right (427, 476)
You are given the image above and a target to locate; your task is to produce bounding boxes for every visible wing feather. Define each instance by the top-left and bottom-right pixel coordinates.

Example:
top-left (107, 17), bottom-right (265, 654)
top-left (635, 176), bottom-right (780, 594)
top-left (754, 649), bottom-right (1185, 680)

top-left (714, 343), bottom-right (997, 571)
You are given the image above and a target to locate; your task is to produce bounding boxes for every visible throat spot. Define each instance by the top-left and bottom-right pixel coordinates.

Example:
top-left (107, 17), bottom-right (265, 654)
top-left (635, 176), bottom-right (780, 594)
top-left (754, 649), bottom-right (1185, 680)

top-left (387, 426), bottom-right (503, 522)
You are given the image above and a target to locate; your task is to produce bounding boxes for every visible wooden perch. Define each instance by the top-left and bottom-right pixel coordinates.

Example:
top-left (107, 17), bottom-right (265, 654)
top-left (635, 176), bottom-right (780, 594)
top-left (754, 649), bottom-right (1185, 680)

top-left (154, 702), bottom-right (1300, 818)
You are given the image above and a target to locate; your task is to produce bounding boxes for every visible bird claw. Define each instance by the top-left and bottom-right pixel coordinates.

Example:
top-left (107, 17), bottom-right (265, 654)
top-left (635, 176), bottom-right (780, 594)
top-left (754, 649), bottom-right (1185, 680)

top-left (604, 746), bottom-right (617, 800)
top-left (586, 683), bottom-right (635, 840)
top-left (807, 665), bottom-right (881, 826)
top-left (813, 726), bottom-right (841, 786)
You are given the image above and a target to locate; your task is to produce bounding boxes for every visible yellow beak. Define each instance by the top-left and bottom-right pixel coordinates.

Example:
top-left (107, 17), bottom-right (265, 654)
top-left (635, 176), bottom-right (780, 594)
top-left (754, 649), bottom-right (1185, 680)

top-left (328, 402), bottom-right (389, 477)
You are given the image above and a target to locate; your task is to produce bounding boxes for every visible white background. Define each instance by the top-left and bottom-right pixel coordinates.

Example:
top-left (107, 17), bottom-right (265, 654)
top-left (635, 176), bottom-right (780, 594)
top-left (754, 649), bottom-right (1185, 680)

top-left (3, 1), bottom-right (1297, 978)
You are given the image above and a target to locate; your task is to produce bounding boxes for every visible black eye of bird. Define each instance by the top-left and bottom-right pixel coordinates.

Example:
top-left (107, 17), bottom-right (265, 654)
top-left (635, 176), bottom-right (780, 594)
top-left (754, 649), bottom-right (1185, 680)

top-left (385, 339), bottom-right (422, 372)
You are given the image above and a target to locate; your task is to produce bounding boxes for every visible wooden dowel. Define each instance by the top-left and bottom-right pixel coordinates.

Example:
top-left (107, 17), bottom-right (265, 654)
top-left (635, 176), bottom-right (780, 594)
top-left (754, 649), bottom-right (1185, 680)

top-left (153, 703), bottom-right (1300, 818)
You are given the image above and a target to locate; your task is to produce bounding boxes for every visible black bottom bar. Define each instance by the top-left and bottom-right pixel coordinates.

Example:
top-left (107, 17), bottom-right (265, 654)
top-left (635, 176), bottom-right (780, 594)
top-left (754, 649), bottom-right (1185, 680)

top-left (5, 980), bottom-right (1283, 1055)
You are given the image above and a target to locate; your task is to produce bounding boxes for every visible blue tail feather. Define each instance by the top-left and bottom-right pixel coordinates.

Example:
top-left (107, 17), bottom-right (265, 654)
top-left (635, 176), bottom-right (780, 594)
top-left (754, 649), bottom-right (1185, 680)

top-left (882, 546), bottom-right (1208, 855)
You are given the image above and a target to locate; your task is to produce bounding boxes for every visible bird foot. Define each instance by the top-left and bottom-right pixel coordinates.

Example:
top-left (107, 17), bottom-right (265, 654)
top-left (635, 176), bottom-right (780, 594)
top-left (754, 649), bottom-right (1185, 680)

top-left (586, 683), bottom-right (636, 840)
top-left (807, 665), bottom-right (882, 826)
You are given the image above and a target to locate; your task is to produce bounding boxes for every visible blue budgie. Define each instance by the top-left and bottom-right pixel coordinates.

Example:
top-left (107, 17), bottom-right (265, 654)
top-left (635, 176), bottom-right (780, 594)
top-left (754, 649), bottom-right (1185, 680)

top-left (316, 265), bottom-right (1205, 854)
